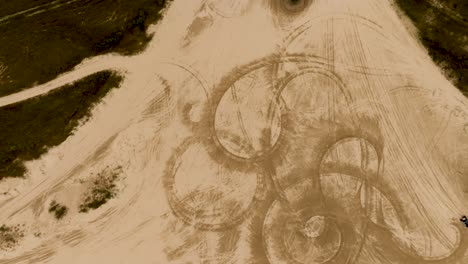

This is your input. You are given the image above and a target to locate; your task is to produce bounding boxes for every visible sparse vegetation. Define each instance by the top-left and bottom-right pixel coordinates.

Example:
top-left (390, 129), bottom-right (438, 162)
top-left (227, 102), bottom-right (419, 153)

top-left (79, 166), bottom-right (122, 213)
top-left (48, 200), bottom-right (68, 220)
top-left (0, 224), bottom-right (24, 251)
top-left (0, 71), bottom-right (123, 180)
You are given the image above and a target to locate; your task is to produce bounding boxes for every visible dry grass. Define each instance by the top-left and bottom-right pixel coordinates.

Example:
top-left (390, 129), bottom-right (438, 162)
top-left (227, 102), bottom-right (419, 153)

top-left (79, 166), bottom-right (122, 213)
top-left (0, 224), bottom-right (24, 251)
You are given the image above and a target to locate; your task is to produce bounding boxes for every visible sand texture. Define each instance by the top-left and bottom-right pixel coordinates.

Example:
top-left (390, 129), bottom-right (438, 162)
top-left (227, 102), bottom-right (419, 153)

top-left (0, 0), bottom-right (468, 263)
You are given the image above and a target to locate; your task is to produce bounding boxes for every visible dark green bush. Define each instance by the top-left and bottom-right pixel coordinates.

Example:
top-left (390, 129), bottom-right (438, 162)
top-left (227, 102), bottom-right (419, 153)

top-left (49, 200), bottom-right (69, 220)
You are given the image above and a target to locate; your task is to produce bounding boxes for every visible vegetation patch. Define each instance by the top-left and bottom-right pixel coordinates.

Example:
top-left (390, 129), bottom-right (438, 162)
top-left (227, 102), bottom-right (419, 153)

top-left (79, 166), bottom-right (122, 213)
top-left (394, 0), bottom-right (468, 95)
top-left (0, 0), bottom-right (171, 96)
top-left (0, 71), bottom-right (123, 180)
top-left (48, 200), bottom-right (68, 220)
top-left (0, 224), bottom-right (24, 251)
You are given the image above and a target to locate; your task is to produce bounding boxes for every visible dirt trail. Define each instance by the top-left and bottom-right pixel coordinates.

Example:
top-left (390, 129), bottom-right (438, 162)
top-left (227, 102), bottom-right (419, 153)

top-left (0, 0), bottom-right (467, 263)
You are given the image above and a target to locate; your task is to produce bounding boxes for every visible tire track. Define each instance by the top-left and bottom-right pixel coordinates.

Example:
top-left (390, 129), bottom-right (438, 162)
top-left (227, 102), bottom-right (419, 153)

top-left (0, 0), bottom-right (81, 25)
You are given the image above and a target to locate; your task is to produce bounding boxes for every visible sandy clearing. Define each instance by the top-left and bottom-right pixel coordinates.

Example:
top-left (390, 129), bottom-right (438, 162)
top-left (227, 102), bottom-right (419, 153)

top-left (1, 0), bottom-right (468, 263)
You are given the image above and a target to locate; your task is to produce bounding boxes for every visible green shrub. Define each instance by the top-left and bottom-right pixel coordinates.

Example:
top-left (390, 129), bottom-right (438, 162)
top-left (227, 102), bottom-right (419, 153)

top-left (48, 200), bottom-right (69, 220)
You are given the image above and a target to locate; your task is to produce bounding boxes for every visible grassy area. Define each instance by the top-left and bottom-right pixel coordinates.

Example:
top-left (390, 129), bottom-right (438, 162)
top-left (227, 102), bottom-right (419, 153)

top-left (79, 166), bottom-right (121, 213)
top-left (0, 71), bottom-right (123, 180)
top-left (0, 0), bottom-right (56, 17)
top-left (394, 0), bottom-right (468, 95)
top-left (0, 0), bottom-right (170, 96)
top-left (48, 200), bottom-right (69, 220)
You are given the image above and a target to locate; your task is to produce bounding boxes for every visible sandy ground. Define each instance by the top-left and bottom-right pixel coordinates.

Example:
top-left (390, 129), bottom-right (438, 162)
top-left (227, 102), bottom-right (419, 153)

top-left (0, 0), bottom-right (468, 263)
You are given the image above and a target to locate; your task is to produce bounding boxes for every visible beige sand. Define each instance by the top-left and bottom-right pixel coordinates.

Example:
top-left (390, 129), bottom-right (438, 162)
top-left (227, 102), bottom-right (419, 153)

top-left (0, 0), bottom-right (468, 263)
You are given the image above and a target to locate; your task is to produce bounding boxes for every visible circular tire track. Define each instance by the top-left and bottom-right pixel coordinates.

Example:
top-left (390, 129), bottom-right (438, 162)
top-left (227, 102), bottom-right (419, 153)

top-left (261, 117), bottom-right (393, 263)
top-left (198, 54), bottom-right (355, 165)
top-left (263, 178), bottom-right (369, 264)
top-left (162, 137), bottom-right (264, 231)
